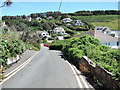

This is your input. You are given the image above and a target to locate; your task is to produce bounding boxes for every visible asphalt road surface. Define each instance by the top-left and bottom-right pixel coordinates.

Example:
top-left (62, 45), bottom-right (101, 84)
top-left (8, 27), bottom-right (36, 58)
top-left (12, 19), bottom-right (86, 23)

top-left (1, 45), bottom-right (80, 88)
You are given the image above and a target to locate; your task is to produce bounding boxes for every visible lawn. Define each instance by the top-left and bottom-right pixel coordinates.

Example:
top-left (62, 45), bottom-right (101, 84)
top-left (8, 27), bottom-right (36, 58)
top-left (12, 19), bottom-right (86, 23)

top-left (91, 20), bottom-right (120, 30)
top-left (71, 15), bottom-right (119, 30)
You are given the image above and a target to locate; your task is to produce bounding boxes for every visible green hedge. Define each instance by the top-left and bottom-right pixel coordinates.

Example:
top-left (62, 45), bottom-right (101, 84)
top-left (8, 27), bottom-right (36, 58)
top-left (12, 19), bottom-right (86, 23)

top-left (49, 35), bottom-right (120, 80)
top-left (0, 37), bottom-right (25, 66)
top-left (49, 40), bottom-right (69, 50)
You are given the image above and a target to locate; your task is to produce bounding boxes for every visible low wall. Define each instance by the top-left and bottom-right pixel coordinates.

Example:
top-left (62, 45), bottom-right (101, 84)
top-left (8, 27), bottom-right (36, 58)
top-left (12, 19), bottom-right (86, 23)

top-left (79, 56), bottom-right (119, 89)
top-left (7, 55), bottom-right (20, 65)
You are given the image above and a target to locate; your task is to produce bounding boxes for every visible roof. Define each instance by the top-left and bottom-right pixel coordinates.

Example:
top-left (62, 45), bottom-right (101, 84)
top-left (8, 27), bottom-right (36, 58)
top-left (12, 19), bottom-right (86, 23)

top-left (54, 27), bottom-right (65, 32)
top-left (36, 31), bottom-right (44, 34)
top-left (94, 26), bottom-right (110, 31)
top-left (75, 30), bottom-right (118, 43)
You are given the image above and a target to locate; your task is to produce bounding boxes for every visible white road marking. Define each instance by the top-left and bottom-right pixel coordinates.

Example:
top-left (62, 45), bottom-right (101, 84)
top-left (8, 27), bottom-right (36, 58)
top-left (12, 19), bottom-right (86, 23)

top-left (73, 65), bottom-right (92, 88)
top-left (65, 60), bottom-right (83, 88)
top-left (65, 60), bottom-right (94, 89)
top-left (0, 51), bottom-right (39, 86)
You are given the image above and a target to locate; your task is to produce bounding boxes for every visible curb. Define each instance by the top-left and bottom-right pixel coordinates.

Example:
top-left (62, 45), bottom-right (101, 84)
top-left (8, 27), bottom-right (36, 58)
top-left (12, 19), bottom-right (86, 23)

top-left (0, 51), bottom-right (39, 85)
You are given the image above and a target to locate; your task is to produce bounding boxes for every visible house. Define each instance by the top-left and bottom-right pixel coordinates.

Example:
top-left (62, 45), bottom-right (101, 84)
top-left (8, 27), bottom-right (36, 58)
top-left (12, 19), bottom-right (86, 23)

top-left (75, 30), bottom-right (119, 48)
top-left (47, 16), bottom-right (53, 19)
top-left (35, 17), bottom-right (42, 20)
top-left (62, 18), bottom-right (73, 23)
top-left (110, 30), bottom-right (120, 38)
top-left (53, 27), bottom-right (66, 34)
top-left (94, 26), bottom-right (111, 34)
top-left (36, 31), bottom-right (50, 38)
top-left (26, 17), bottom-right (32, 21)
top-left (0, 21), bottom-right (6, 27)
top-left (74, 20), bottom-right (83, 26)
top-left (55, 36), bottom-right (64, 40)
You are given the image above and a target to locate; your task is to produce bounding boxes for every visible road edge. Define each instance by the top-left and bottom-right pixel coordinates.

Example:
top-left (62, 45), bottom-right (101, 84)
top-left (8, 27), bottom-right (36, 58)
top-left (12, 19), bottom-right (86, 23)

top-left (0, 51), bottom-right (40, 86)
top-left (65, 60), bottom-right (93, 89)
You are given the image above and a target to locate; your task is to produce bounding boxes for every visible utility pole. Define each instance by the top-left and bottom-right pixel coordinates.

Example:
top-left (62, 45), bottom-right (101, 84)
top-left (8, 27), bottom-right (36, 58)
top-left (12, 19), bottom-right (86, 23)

top-left (58, 0), bottom-right (62, 12)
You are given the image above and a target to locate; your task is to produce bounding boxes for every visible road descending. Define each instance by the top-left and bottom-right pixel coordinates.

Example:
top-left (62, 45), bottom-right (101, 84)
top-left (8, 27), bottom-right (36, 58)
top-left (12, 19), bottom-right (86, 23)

top-left (1, 45), bottom-right (81, 88)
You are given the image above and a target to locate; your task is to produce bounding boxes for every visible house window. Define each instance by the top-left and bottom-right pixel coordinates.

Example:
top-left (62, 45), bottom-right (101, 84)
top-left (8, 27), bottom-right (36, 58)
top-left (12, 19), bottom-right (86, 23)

top-left (117, 42), bottom-right (119, 46)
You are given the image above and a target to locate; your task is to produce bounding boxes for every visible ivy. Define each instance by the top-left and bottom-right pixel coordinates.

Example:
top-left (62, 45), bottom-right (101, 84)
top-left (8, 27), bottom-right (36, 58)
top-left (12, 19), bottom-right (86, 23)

top-left (0, 37), bottom-right (25, 66)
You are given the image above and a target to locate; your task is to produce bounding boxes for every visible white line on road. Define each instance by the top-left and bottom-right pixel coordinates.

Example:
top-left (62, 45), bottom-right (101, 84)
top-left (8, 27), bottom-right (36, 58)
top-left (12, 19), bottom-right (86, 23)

top-left (65, 60), bottom-right (93, 89)
top-left (0, 51), bottom-right (40, 86)
top-left (65, 60), bottom-right (83, 88)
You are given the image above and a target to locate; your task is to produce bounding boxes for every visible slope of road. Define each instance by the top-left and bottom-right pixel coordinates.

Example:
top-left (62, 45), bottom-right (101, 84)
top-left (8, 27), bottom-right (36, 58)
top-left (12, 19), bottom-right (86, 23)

top-left (1, 45), bottom-right (80, 88)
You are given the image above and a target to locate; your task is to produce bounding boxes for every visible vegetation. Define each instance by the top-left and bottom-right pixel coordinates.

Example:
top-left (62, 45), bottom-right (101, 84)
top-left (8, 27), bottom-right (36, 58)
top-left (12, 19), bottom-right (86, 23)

top-left (70, 15), bottom-right (119, 30)
top-left (0, 35), bottom-right (25, 66)
top-left (1, 10), bottom-right (119, 81)
top-left (49, 35), bottom-right (120, 80)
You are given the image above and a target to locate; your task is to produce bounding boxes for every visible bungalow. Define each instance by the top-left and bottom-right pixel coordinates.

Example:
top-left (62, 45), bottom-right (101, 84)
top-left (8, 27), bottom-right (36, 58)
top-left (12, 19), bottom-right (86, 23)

top-left (94, 26), bottom-right (111, 34)
top-left (62, 18), bottom-right (73, 23)
top-left (110, 30), bottom-right (120, 38)
top-left (74, 20), bottom-right (83, 26)
top-left (95, 26), bottom-right (120, 38)
top-left (53, 27), bottom-right (66, 34)
top-left (55, 36), bottom-right (64, 40)
top-left (26, 17), bottom-right (32, 21)
top-left (47, 16), bottom-right (53, 19)
top-left (75, 30), bottom-right (119, 48)
top-left (35, 17), bottom-right (42, 20)
top-left (36, 31), bottom-right (50, 38)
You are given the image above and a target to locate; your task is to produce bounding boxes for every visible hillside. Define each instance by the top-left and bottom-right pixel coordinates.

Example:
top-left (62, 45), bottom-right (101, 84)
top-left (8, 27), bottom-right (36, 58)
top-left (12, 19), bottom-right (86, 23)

top-left (70, 15), bottom-right (119, 30)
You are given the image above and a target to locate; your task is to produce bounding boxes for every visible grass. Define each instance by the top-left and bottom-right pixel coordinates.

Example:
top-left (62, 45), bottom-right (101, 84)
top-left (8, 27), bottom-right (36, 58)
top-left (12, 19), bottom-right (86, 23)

top-left (70, 15), bottom-right (119, 30)
top-left (92, 20), bottom-right (120, 30)
top-left (25, 43), bottom-right (40, 51)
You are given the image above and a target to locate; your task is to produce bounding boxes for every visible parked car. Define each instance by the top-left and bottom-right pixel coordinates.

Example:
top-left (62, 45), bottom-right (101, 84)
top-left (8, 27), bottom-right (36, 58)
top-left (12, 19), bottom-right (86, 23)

top-left (44, 44), bottom-right (50, 47)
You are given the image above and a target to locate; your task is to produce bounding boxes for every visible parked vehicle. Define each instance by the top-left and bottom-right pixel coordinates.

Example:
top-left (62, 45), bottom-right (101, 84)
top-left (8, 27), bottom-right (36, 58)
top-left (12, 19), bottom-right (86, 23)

top-left (44, 44), bottom-right (50, 47)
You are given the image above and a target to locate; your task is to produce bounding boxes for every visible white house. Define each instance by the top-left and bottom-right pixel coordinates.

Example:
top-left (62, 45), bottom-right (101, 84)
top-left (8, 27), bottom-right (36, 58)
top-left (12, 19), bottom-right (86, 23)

top-left (94, 26), bottom-right (111, 34)
top-left (26, 17), bottom-right (32, 21)
top-left (110, 30), bottom-right (120, 38)
top-left (53, 27), bottom-right (66, 34)
top-left (76, 30), bottom-right (120, 48)
top-left (47, 16), bottom-right (53, 19)
top-left (55, 36), bottom-right (64, 40)
top-left (74, 20), bottom-right (83, 26)
top-left (36, 31), bottom-right (50, 38)
top-left (95, 26), bottom-right (120, 38)
top-left (62, 18), bottom-right (73, 23)
top-left (35, 17), bottom-right (42, 20)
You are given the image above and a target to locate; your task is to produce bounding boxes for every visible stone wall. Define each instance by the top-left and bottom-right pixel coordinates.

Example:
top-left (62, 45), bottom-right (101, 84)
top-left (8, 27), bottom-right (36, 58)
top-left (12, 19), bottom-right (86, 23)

top-left (79, 56), bottom-right (119, 89)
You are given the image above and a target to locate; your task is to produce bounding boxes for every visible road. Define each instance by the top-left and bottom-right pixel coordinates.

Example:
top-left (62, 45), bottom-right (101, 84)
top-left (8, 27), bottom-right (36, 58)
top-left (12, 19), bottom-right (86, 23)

top-left (1, 45), bottom-right (80, 88)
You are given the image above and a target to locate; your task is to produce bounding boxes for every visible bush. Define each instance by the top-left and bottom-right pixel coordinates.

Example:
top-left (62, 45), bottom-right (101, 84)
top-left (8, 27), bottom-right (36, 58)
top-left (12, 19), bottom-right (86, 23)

top-left (49, 40), bottom-right (70, 50)
top-left (52, 35), bottom-right (120, 80)
top-left (0, 37), bottom-right (25, 67)
top-left (49, 45), bottom-right (62, 50)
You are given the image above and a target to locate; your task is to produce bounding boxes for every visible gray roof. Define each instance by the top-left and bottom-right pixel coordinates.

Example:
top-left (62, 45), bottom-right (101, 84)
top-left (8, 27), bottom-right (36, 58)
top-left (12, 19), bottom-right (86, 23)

top-left (36, 31), bottom-right (44, 34)
top-left (94, 30), bottom-right (118, 43)
top-left (75, 30), bottom-right (118, 43)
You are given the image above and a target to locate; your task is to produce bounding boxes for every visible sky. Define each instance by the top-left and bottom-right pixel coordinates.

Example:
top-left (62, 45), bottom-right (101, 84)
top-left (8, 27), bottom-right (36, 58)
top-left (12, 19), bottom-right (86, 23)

top-left (0, 1), bottom-right (119, 16)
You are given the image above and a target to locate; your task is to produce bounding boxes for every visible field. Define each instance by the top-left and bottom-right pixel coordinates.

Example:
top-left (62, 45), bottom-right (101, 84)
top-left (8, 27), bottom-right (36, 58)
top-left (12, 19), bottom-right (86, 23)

top-left (71, 15), bottom-right (119, 30)
top-left (92, 20), bottom-right (119, 30)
